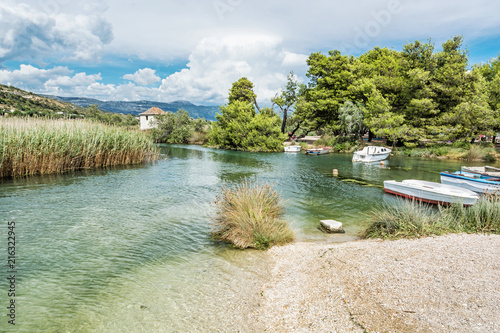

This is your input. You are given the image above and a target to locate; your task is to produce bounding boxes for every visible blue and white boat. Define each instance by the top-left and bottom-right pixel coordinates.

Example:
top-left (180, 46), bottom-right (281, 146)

top-left (440, 171), bottom-right (500, 195)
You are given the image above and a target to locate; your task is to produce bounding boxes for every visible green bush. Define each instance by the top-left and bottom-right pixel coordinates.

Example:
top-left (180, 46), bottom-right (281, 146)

top-left (430, 146), bottom-right (449, 156)
top-left (451, 140), bottom-right (471, 149)
top-left (151, 109), bottom-right (209, 144)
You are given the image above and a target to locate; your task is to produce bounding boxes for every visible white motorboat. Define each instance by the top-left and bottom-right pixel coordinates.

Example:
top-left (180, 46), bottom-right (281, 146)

top-left (383, 179), bottom-right (479, 206)
top-left (284, 145), bottom-right (301, 152)
top-left (352, 146), bottom-right (391, 162)
top-left (440, 171), bottom-right (500, 195)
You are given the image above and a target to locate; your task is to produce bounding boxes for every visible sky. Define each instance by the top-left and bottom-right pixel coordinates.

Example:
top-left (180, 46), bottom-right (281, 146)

top-left (0, 0), bottom-right (499, 106)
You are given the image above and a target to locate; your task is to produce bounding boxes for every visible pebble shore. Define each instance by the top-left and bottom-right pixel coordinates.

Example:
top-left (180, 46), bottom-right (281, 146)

top-left (248, 234), bottom-right (500, 332)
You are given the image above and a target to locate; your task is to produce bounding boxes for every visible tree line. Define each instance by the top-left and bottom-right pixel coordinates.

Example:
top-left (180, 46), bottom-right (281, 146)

top-left (208, 35), bottom-right (500, 151)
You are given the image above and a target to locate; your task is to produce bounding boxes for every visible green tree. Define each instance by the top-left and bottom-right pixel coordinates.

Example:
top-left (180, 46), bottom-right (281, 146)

top-left (272, 72), bottom-right (300, 134)
top-left (338, 101), bottom-right (365, 140)
top-left (228, 77), bottom-right (260, 111)
top-left (208, 78), bottom-right (286, 152)
top-left (304, 50), bottom-right (358, 131)
top-left (152, 109), bottom-right (194, 143)
top-left (478, 55), bottom-right (500, 118)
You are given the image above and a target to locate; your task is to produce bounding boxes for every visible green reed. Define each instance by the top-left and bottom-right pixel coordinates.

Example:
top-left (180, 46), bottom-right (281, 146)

top-left (0, 117), bottom-right (159, 177)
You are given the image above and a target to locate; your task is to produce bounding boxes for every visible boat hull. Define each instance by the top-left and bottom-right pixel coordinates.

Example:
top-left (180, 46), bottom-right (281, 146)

top-left (384, 179), bottom-right (479, 206)
top-left (440, 172), bottom-right (500, 195)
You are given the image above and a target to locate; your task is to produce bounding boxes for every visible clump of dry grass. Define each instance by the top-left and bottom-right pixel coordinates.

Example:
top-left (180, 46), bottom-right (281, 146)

top-left (0, 117), bottom-right (159, 177)
top-left (211, 179), bottom-right (294, 250)
top-left (362, 195), bottom-right (500, 239)
top-left (463, 144), bottom-right (485, 161)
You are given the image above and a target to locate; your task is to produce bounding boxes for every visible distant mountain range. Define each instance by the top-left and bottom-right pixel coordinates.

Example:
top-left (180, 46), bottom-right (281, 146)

top-left (45, 95), bottom-right (220, 121)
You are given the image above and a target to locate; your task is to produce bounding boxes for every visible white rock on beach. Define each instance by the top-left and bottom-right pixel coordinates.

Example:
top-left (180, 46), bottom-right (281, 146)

top-left (320, 219), bottom-right (344, 233)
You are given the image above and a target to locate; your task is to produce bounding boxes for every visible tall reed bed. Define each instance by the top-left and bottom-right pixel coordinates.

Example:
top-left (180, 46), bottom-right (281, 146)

top-left (0, 117), bottom-right (158, 177)
top-left (362, 196), bottom-right (500, 239)
top-left (211, 179), bottom-right (294, 250)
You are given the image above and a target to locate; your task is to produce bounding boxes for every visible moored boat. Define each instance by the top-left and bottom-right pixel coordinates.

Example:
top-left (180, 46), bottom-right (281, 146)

top-left (461, 166), bottom-right (500, 177)
top-left (284, 145), bottom-right (301, 152)
top-left (440, 171), bottom-right (500, 195)
top-left (352, 146), bottom-right (391, 162)
top-left (305, 146), bottom-right (331, 155)
top-left (384, 179), bottom-right (479, 206)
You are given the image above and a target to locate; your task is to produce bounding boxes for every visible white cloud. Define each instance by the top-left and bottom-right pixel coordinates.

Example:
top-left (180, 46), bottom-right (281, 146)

top-left (45, 72), bottom-right (103, 88)
top-left (0, 64), bottom-right (72, 88)
top-left (0, 64), bottom-right (106, 96)
top-left (0, 2), bottom-right (112, 63)
top-left (158, 35), bottom-right (309, 104)
top-left (0, 35), bottom-right (309, 105)
top-left (2, 1), bottom-right (500, 105)
top-left (122, 68), bottom-right (160, 86)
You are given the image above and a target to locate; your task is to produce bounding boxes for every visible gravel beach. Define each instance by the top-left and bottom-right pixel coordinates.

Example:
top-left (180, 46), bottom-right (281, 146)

top-left (249, 233), bottom-right (500, 332)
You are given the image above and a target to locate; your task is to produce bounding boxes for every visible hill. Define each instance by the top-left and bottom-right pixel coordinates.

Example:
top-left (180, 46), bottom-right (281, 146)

top-left (0, 84), bottom-right (86, 117)
top-left (47, 96), bottom-right (219, 121)
top-left (0, 84), bottom-right (219, 121)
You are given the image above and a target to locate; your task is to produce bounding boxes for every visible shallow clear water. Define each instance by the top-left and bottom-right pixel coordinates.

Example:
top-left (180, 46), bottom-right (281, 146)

top-left (0, 145), bottom-right (476, 331)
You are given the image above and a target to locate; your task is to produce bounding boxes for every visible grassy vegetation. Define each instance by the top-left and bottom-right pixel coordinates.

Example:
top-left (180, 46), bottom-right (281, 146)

top-left (392, 141), bottom-right (498, 162)
top-left (313, 135), bottom-right (360, 153)
top-left (0, 117), bottom-right (159, 178)
top-left (211, 179), bottom-right (294, 250)
top-left (361, 196), bottom-right (500, 239)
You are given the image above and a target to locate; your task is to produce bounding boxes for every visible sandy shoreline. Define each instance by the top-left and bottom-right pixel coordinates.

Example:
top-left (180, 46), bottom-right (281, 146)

top-left (240, 234), bottom-right (500, 332)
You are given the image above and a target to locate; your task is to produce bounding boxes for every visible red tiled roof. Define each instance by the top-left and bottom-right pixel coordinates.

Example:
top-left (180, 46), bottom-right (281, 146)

top-left (139, 107), bottom-right (166, 115)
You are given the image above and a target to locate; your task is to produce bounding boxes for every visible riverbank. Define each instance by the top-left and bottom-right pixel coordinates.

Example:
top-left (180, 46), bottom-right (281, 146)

top-left (246, 233), bottom-right (499, 332)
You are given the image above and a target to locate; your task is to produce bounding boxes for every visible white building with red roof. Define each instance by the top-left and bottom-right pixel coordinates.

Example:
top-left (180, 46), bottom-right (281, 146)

top-left (139, 107), bottom-right (166, 130)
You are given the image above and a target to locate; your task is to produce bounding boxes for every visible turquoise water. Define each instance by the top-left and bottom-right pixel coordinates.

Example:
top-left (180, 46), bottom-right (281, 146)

top-left (0, 145), bottom-right (474, 331)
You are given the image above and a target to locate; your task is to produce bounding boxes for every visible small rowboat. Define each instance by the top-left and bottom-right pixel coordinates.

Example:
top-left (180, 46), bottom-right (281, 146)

top-left (384, 179), bottom-right (479, 206)
top-left (305, 146), bottom-right (331, 155)
top-left (461, 166), bottom-right (500, 177)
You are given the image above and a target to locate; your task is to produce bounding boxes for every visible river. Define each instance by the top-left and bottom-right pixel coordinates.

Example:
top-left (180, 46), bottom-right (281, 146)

top-left (0, 144), bottom-right (473, 332)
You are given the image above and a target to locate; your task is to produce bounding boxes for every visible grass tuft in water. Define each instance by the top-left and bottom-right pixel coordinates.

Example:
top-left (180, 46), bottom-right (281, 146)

top-left (211, 179), bottom-right (294, 250)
